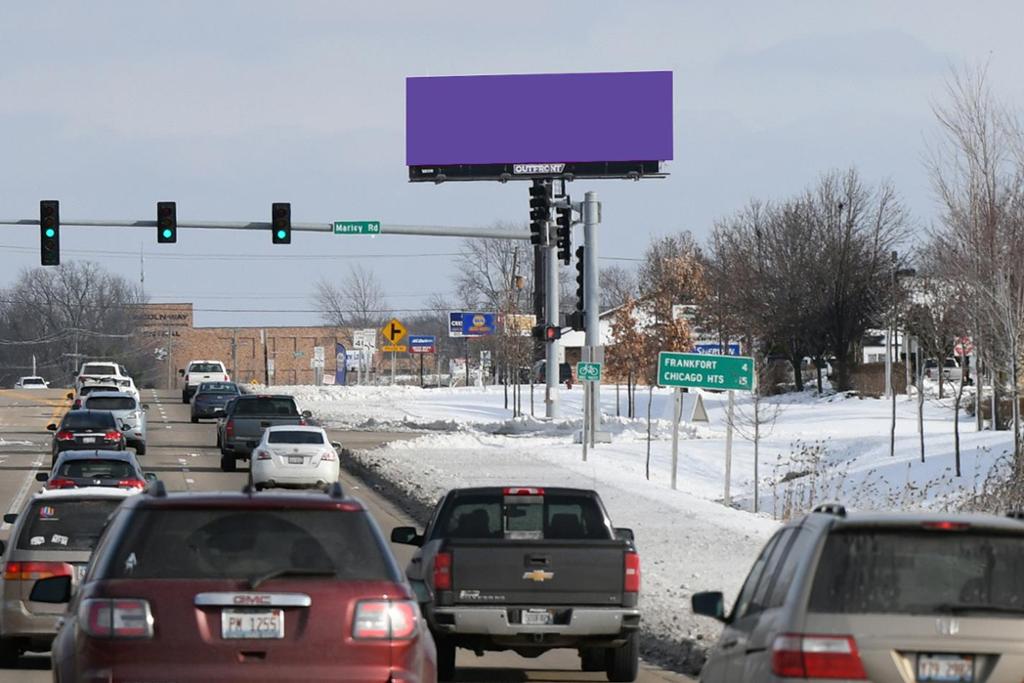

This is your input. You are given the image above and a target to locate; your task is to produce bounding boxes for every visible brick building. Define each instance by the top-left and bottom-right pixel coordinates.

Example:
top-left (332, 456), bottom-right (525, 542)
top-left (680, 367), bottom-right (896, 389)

top-left (136, 303), bottom-right (348, 389)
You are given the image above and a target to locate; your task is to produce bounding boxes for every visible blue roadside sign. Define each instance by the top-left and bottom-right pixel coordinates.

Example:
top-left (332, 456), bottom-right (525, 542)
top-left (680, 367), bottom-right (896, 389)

top-left (408, 335), bottom-right (436, 354)
top-left (448, 311), bottom-right (497, 337)
top-left (694, 342), bottom-right (741, 356)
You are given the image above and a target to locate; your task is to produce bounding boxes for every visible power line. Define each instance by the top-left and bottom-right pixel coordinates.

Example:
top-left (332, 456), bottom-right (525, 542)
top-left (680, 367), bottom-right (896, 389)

top-left (0, 243), bottom-right (461, 262)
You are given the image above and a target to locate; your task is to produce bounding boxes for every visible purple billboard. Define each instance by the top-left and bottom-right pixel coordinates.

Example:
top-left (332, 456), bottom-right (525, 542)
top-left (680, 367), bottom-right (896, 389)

top-left (406, 71), bottom-right (672, 181)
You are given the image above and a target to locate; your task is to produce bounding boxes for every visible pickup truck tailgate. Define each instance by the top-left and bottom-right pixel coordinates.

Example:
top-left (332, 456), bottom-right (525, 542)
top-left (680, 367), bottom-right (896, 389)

top-left (450, 540), bottom-right (626, 605)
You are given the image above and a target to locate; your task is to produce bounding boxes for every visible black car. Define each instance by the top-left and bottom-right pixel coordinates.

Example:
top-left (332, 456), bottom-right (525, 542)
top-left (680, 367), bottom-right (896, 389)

top-left (47, 410), bottom-right (126, 466)
top-left (37, 450), bottom-right (154, 490)
top-left (190, 381), bottom-right (241, 423)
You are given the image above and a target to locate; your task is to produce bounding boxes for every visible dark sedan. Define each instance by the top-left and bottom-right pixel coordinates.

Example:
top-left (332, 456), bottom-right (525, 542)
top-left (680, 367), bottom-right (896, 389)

top-left (47, 410), bottom-right (126, 466)
top-left (190, 381), bottom-right (241, 423)
top-left (36, 450), bottom-right (155, 491)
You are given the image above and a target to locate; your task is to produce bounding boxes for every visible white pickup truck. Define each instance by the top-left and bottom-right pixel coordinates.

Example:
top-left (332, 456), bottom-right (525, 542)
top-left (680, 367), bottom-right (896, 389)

top-left (180, 360), bottom-right (231, 403)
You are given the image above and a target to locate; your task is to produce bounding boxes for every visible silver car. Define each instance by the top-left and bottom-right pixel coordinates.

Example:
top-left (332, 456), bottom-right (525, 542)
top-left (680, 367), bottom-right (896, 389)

top-left (692, 505), bottom-right (1024, 682)
top-left (80, 391), bottom-right (149, 455)
top-left (0, 487), bottom-right (136, 665)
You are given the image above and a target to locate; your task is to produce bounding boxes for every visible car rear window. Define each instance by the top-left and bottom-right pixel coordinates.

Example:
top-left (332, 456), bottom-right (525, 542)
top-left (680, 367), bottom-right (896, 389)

top-left (99, 509), bottom-right (395, 581)
top-left (84, 397), bottom-right (136, 411)
top-left (268, 431), bottom-right (325, 445)
top-left (189, 363), bottom-right (225, 373)
top-left (23, 378), bottom-right (45, 385)
top-left (57, 459), bottom-right (137, 480)
top-left (80, 385), bottom-right (120, 396)
top-left (198, 382), bottom-right (237, 394)
top-left (17, 499), bottom-right (123, 551)
top-left (234, 398), bottom-right (298, 416)
top-left (809, 529), bottom-right (1024, 615)
top-left (82, 364), bottom-right (119, 376)
top-left (62, 411), bottom-right (116, 429)
top-left (439, 493), bottom-right (610, 541)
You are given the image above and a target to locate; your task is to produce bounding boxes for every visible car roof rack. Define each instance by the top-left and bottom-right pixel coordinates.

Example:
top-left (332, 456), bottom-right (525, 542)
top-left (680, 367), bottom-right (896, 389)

top-left (327, 482), bottom-right (344, 499)
top-left (812, 503), bottom-right (846, 517)
top-left (146, 480), bottom-right (167, 498)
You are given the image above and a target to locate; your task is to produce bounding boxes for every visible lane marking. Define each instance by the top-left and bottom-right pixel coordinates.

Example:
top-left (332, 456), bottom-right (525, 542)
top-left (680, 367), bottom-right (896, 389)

top-left (0, 395), bottom-right (64, 530)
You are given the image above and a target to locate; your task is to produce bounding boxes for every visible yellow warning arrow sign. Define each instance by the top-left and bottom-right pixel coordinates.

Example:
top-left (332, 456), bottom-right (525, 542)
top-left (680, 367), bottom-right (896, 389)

top-left (381, 318), bottom-right (407, 345)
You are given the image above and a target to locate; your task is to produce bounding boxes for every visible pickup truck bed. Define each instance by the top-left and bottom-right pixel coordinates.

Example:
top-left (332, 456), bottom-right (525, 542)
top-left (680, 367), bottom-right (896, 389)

top-left (218, 394), bottom-right (310, 472)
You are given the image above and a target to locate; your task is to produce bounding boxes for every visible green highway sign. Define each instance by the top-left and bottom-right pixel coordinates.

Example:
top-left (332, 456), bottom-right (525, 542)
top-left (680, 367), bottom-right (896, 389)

top-left (333, 221), bottom-right (381, 235)
top-left (657, 352), bottom-right (755, 391)
top-left (577, 362), bottom-right (602, 382)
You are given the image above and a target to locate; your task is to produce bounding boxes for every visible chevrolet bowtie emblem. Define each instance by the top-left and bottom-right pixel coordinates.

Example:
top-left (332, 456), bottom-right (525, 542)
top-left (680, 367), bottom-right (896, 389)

top-left (522, 570), bottom-right (554, 583)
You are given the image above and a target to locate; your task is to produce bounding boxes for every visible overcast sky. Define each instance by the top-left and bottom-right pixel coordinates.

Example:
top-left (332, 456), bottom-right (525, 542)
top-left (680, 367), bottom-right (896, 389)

top-left (2, 1), bottom-right (1022, 327)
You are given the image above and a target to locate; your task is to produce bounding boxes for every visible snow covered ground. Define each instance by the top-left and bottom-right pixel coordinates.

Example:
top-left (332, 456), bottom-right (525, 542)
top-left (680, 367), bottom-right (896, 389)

top-left (263, 381), bottom-right (1017, 670)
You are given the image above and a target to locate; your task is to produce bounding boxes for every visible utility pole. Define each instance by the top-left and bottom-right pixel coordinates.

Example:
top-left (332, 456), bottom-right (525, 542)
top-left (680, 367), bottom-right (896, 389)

top-left (582, 191), bottom-right (602, 436)
top-left (231, 329), bottom-right (238, 381)
top-left (544, 231), bottom-right (560, 418)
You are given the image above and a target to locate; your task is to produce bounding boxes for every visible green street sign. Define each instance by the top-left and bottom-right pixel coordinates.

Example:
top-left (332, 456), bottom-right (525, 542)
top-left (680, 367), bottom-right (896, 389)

top-left (333, 221), bottom-right (381, 235)
top-left (657, 352), bottom-right (755, 391)
top-left (577, 362), bottom-right (602, 382)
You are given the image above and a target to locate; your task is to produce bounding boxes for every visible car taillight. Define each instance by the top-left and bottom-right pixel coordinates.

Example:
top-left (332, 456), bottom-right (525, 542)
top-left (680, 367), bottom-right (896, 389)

top-left (56, 430), bottom-right (75, 441)
top-left (353, 600), bottom-right (418, 640)
top-left (298, 418), bottom-right (307, 426)
top-left (79, 598), bottom-right (154, 639)
top-left (118, 479), bottom-right (145, 489)
top-left (45, 477), bottom-right (78, 490)
top-left (433, 551), bottom-right (452, 591)
top-left (4, 561), bottom-right (74, 581)
top-left (503, 487), bottom-right (544, 495)
top-left (624, 551), bottom-right (640, 593)
top-left (255, 450), bottom-right (271, 460)
top-left (922, 521), bottom-right (970, 531)
top-left (225, 419), bottom-right (235, 438)
top-left (103, 431), bottom-right (122, 441)
top-left (772, 634), bottom-right (867, 679)
top-left (73, 400), bottom-right (82, 409)
top-left (321, 450), bottom-right (337, 462)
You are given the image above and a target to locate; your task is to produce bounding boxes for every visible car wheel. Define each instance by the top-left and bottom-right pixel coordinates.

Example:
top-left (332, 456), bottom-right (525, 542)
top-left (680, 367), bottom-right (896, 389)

top-left (219, 454), bottom-right (236, 472)
top-left (0, 637), bottom-right (20, 668)
top-left (580, 648), bottom-right (604, 672)
top-left (605, 632), bottom-right (639, 682)
top-left (435, 637), bottom-right (456, 682)
top-left (181, 392), bottom-right (189, 404)
top-left (135, 443), bottom-right (146, 456)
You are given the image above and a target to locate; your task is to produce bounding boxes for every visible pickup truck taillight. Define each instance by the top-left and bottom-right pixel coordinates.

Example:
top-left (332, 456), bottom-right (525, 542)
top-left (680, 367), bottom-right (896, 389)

top-left (772, 634), bottom-right (866, 679)
top-left (352, 600), bottom-right (418, 640)
top-left (225, 419), bottom-right (235, 438)
top-left (624, 551), bottom-right (640, 593)
top-left (79, 598), bottom-right (154, 639)
top-left (433, 551), bottom-right (452, 591)
top-left (4, 561), bottom-right (74, 581)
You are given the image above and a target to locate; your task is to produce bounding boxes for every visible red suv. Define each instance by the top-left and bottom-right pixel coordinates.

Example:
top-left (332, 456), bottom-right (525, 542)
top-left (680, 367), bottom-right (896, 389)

top-left (41, 483), bottom-right (436, 682)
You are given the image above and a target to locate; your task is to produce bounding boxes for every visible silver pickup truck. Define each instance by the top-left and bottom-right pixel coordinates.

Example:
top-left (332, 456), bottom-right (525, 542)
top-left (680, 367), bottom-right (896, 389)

top-left (216, 394), bottom-right (311, 472)
top-left (391, 486), bottom-right (640, 682)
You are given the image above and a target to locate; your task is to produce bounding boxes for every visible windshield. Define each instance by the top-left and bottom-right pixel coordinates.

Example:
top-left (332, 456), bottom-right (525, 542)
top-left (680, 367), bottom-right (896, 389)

top-left (56, 459), bottom-right (138, 480)
top-left (809, 529), bottom-right (1024, 615)
top-left (234, 398), bottom-right (298, 417)
top-left (82, 364), bottom-right (118, 376)
top-left (84, 397), bottom-right (136, 411)
top-left (100, 509), bottom-right (395, 581)
top-left (189, 363), bottom-right (225, 373)
top-left (198, 382), bottom-right (237, 394)
top-left (62, 411), bottom-right (116, 430)
top-left (268, 431), bottom-right (325, 445)
top-left (439, 493), bottom-right (611, 540)
top-left (17, 499), bottom-right (122, 551)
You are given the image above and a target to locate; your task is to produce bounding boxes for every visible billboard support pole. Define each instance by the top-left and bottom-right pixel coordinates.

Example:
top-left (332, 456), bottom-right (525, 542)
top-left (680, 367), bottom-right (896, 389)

top-left (545, 241), bottom-right (560, 419)
top-left (583, 191), bottom-right (602, 435)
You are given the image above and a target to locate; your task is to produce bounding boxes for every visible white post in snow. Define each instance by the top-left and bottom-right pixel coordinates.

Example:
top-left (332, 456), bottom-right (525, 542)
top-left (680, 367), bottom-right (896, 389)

top-left (725, 390), bottom-right (735, 507)
top-left (391, 351), bottom-right (396, 385)
top-left (670, 388), bottom-right (682, 490)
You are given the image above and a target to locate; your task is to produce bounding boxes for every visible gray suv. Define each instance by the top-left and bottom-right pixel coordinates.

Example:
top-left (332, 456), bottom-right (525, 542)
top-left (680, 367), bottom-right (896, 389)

top-left (81, 391), bottom-right (148, 455)
top-left (692, 504), bottom-right (1024, 682)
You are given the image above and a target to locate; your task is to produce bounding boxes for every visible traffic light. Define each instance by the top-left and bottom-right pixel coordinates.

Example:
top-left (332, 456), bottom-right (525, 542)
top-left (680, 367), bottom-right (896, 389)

top-left (532, 324), bottom-right (561, 341)
top-left (528, 180), bottom-right (550, 246)
top-left (156, 201), bottom-right (177, 243)
top-left (556, 206), bottom-right (572, 264)
top-left (40, 200), bottom-right (60, 266)
top-left (272, 202), bottom-right (291, 244)
top-left (571, 246), bottom-right (586, 331)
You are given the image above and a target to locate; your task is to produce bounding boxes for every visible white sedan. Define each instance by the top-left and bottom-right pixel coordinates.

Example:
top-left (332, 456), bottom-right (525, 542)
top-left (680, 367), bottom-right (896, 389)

top-left (249, 425), bottom-right (341, 491)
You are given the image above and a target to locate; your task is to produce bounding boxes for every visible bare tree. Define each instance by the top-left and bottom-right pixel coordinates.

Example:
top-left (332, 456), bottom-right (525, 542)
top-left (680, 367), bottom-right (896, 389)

top-left (599, 264), bottom-right (638, 311)
top-left (454, 228), bottom-right (534, 311)
top-left (314, 264), bottom-right (389, 330)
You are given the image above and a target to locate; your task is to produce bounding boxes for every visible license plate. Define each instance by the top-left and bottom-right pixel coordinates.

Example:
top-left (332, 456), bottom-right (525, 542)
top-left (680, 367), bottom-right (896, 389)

top-left (917, 654), bottom-right (973, 682)
top-left (82, 437), bottom-right (96, 444)
top-left (288, 456), bottom-right (304, 465)
top-left (522, 609), bottom-right (553, 625)
top-left (221, 608), bottom-right (284, 639)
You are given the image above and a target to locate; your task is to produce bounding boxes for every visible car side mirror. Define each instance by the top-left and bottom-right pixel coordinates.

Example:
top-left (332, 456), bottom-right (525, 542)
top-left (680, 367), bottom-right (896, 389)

top-left (142, 404), bottom-right (150, 410)
top-left (214, 409), bottom-right (227, 418)
top-left (614, 527), bottom-right (635, 542)
top-left (390, 526), bottom-right (423, 547)
top-left (691, 591), bottom-right (727, 622)
top-left (331, 442), bottom-right (343, 451)
top-left (35, 472), bottom-right (49, 482)
top-left (121, 424), bottom-right (132, 431)
top-left (66, 392), bottom-right (74, 400)
top-left (0, 540), bottom-right (5, 556)
top-left (178, 369), bottom-right (185, 376)
top-left (46, 423), bottom-right (58, 431)
top-left (144, 473), bottom-right (158, 483)
top-left (301, 410), bottom-right (313, 419)
top-left (2, 513), bottom-right (17, 525)
top-left (29, 575), bottom-right (72, 604)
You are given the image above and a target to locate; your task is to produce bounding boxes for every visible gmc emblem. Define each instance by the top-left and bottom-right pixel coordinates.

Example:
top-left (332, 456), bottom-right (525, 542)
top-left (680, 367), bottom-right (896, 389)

top-left (233, 594), bottom-right (271, 606)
